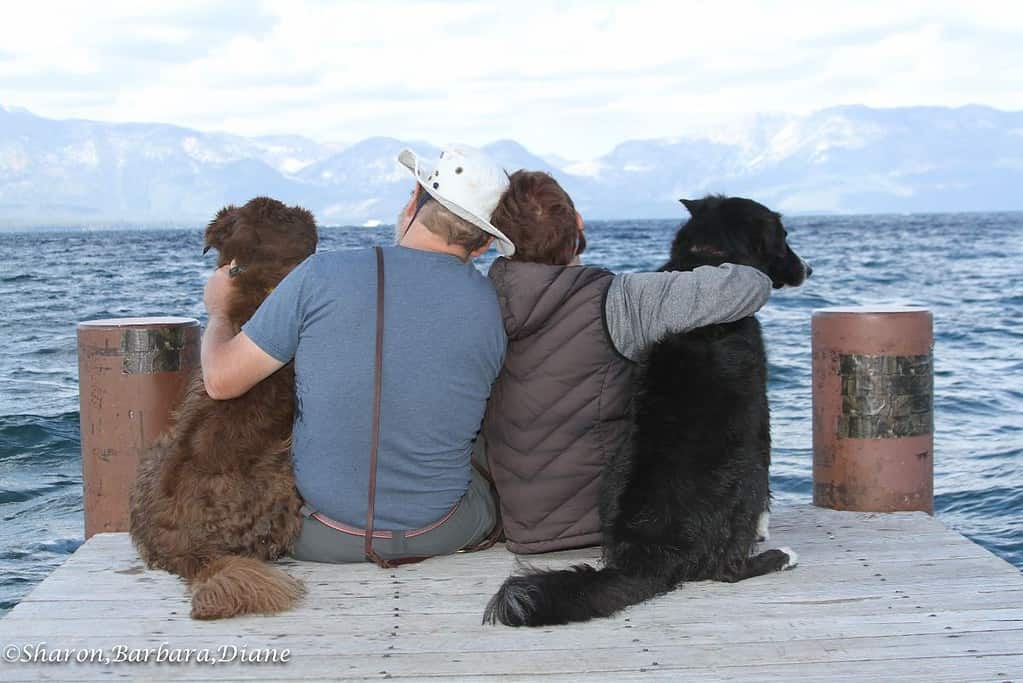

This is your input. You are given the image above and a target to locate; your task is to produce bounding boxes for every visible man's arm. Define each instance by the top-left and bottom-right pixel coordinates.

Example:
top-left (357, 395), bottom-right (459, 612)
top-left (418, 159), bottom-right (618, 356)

top-left (604, 264), bottom-right (772, 362)
top-left (201, 317), bottom-right (284, 400)
top-left (201, 263), bottom-right (293, 400)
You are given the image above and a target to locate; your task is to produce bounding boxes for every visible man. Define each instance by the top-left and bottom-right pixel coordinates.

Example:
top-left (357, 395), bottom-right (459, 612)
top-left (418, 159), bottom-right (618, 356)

top-left (201, 145), bottom-right (515, 563)
top-left (483, 171), bottom-right (774, 553)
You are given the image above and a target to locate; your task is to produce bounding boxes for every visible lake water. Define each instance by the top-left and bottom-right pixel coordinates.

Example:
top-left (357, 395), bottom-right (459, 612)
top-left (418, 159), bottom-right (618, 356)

top-left (1, 212), bottom-right (1021, 614)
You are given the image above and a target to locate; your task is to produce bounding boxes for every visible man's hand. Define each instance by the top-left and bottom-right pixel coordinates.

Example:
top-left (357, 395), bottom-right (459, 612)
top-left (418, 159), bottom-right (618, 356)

top-left (201, 262), bottom-right (285, 400)
top-left (204, 263), bottom-right (234, 319)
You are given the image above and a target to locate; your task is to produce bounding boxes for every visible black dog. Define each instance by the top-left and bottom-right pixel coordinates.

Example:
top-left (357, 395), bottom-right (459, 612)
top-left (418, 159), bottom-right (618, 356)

top-left (484, 195), bottom-right (811, 627)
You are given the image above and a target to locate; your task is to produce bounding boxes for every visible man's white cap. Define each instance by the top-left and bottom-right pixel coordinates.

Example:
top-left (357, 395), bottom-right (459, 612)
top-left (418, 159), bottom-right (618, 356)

top-left (397, 145), bottom-right (516, 257)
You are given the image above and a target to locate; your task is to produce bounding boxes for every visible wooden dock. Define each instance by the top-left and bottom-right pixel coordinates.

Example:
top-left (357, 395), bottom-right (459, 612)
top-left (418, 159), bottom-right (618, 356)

top-left (1, 504), bottom-right (1020, 681)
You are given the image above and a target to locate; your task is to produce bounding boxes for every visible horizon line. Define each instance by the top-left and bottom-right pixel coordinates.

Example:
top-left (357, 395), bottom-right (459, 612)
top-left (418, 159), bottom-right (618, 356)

top-left (3, 207), bottom-right (1022, 234)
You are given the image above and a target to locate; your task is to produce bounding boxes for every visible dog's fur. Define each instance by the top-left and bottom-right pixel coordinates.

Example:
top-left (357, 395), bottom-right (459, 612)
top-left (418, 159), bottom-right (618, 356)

top-left (129, 197), bottom-right (317, 620)
top-left (484, 195), bottom-right (810, 627)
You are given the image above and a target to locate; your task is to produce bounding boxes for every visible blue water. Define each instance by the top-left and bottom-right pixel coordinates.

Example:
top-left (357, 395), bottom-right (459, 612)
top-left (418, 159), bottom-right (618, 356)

top-left (1, 214), bottom-right (1021, 615)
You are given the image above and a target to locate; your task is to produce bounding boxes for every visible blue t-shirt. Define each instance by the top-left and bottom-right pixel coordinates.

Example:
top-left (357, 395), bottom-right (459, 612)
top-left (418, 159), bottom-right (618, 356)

top-left (242, 246), bottom-right (506, 530)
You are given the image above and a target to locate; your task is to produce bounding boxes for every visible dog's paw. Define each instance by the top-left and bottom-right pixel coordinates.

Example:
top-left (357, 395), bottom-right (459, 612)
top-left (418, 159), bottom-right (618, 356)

top-left (756, 510), bottom-right (770, 542)
top-left (778, 546), bottom-right (798, 569)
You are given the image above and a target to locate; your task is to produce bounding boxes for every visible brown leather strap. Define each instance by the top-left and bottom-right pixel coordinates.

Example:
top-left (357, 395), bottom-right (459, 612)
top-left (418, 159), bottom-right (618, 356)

top-left (362, 246), bottom-right (498, 566)
top-left (365, 246), bottom-right (392, 568)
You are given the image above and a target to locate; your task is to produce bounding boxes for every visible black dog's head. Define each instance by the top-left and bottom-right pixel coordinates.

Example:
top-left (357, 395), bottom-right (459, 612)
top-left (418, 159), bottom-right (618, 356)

top-left (663, 195), bottom-right (810, 288)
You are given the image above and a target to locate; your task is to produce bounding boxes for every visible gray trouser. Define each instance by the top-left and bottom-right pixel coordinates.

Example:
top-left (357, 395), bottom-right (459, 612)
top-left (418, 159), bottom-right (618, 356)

top-left (290, 466), bottom-right (497, 564)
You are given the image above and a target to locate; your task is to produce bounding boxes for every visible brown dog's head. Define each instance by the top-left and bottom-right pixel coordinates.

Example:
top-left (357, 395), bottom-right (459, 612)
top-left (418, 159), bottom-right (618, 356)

top-left (203, 197), bottom-right (318, 324)
top-left (204, 196), bottom-right (317, 269)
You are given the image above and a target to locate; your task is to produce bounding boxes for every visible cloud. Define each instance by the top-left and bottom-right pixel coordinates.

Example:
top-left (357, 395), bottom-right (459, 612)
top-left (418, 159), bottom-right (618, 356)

top-left (1, 0), bottom-right (1021, 158)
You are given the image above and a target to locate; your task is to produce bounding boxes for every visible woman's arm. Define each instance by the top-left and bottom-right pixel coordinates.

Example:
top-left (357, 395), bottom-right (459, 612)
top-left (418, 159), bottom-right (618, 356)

top-left (604, 264), bottom-right (772, 361)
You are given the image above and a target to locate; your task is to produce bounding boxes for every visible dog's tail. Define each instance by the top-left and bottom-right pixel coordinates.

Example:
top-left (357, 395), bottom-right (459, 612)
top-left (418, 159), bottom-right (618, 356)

top-left (188, 555), bottom-right (304, 620)
top-left (483, 564), bottom-right (670, 627)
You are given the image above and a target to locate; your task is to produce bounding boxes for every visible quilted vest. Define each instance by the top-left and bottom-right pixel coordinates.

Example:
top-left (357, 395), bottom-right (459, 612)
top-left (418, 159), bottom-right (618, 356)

top-left (483, 258), bottom-right (636, 553)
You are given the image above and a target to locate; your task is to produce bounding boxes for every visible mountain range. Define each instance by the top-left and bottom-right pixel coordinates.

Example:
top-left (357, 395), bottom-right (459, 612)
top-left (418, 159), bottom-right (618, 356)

top-left (2, 103), bottom-right (1021, 228)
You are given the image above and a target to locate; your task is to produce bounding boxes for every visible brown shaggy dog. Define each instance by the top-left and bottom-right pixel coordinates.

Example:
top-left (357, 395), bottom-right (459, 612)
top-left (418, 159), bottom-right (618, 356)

top-left (129, 196), bottom-right (317, 620)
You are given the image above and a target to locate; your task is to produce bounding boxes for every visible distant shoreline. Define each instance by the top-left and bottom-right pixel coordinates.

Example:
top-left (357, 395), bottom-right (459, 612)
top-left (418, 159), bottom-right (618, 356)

top-left (3, 209), bottom-right (1023, 234)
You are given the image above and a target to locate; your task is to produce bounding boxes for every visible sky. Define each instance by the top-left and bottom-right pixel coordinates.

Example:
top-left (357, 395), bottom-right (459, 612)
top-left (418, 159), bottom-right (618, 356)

top-left (1, 0), bottom-right (1022, 159)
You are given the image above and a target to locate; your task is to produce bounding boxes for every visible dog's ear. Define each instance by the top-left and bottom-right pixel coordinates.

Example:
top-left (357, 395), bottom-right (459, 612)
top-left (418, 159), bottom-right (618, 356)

top-left (759, 212), bottom-right (788, 258)
top-left (203, 205), bottom-right (238, 256)
top-left (679, 198), bottom-right (704, 216)
top-left (226, 215), bottom-right (263, 264)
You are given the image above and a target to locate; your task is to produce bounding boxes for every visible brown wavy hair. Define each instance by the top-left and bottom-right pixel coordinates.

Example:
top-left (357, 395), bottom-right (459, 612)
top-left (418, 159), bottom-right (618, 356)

top-left (490, 170), bottom-right (585, 265)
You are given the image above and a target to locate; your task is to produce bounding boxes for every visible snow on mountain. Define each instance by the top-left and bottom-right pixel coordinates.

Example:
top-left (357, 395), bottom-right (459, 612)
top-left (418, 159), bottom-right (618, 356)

top-left (573, 105), bottom-right (1023, 218)
top-left (1, 104), bottom-right (1021, 228)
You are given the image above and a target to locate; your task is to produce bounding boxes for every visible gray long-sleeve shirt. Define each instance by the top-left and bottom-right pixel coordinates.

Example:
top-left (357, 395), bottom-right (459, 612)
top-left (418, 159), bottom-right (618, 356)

top-left (604, 264), bottom-right (772, 361)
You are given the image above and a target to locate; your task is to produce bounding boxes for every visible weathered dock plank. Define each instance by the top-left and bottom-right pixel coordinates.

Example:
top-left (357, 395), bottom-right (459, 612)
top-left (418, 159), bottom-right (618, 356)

top-left (1, 505), bottom-right (1020, 681)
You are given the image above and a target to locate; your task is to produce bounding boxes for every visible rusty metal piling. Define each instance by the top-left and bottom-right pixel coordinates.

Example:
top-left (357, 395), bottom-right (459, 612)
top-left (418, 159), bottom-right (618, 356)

top-left (812, 306), bottom-right (934, 514)
top-left (77, 317), bottom-right (200, 538)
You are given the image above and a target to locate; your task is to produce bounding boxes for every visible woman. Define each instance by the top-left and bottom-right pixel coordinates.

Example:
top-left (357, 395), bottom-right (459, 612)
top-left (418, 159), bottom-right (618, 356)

top-left (482, 171), bottom-right (774, 553)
